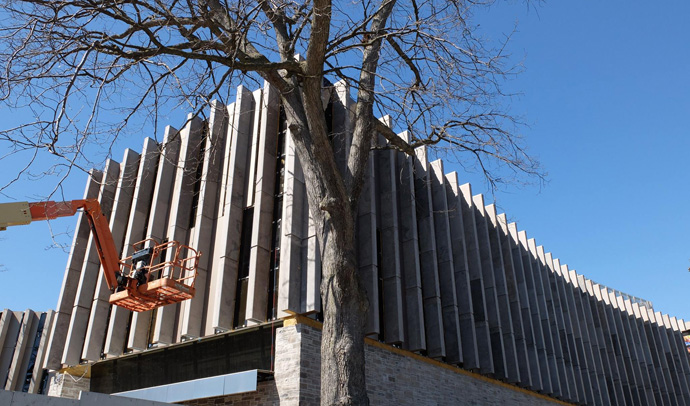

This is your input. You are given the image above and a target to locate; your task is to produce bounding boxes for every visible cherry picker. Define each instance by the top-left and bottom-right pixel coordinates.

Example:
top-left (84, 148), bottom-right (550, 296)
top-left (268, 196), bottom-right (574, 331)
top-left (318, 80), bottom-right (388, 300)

top-left (0, 199), bottom-right (200, 312)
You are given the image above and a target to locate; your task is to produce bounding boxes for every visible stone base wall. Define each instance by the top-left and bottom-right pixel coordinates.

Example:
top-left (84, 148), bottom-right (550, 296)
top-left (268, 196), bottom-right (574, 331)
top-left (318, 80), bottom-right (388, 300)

top-left (45, 371), bottom-right (91, 400)
top-left (185, 319), bottom-right (566, 406)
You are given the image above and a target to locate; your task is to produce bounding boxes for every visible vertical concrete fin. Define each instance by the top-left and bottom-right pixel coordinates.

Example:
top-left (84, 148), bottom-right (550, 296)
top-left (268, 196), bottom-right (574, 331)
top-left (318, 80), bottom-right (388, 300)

top-left (82, 149), bottom-right (140, 361)
top-left (207, 86), bottom-right (256, 332)
top-left (62, 160), bottom-right (120, 366)
top-left (127, 125), bottom-right (181, 351)
top-left (105, 137), bottom-right (160, 356)
top-left (44, 170), bottom-right (102, 370)
top-left (180, 100), bottom-right (229, 338)
top-left (152, 114), bottom-right (204, 345)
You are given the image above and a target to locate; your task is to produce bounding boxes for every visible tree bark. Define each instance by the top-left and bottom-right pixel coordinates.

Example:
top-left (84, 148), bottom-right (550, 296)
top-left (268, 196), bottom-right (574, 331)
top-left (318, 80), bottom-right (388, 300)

top-left (320, 214), bottom-right (369, 406)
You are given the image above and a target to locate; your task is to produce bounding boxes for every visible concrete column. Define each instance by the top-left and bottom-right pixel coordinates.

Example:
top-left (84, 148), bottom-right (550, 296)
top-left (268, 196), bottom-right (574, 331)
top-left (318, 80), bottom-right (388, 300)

top-left (608, 291), bottom-right (644, 404)
top-left (62, 159), bottom-right (120, 366)
top-left (472, 195), bottom-right (507, 380)
top-left (559, 266), bottom-right (593, 405)
top-left (574, 274), bottom-right (608, 406)
top-left (412, 147), bottom-right (444, 359)
top-left (104, 137), bottom-right (160, 356)
top-left (303, 212), bottom-right (321, 314)
top-left (669, 316), bottom-right (690, 401)
top-left (244, 84), bottom-right (279, 325)
top-left (544, 253), bottom-right (577, 403)
top-left (623, 297), bottom-right (651, 404)
top-left (128, 126), bottom-right (181, 351)
top-left (357, 143), bottom-right (379, 337)
top-left (484, 205), bottom-right (519, 383)
top-left (516, 231), bottom-right (547, 392)
top-left (496, 215), bottom-right (530, 387)
top-left (180, 101), bottom-right (228, 338)
top-left (670, 316), bottom-right (690, 400)
top-left (536, 246), bottom-right (567, 399)
top-left (331, 80), bottom-right (353, 178)
top-left (4, 310), bottom-right (37, 390)
top-left (656, 312), bottom-right (684, 404)
top-left (585, 279), bottom-right (614, 405)
top-left (82, 149), bottom-right (140, 361)
top-left (394, 132), bottom-right (425, 352)
top-left (567, 270), bottom-right (601, 405)
top-left (600, 287), bottom-right (634, 404)
top-left (374, 135), bottom-right (404, 345)
top-left (277, 121), bottom-right (306, 317)
top-left (527, 239), bottom-right (558, 396)
top-left (429, 160), bottom-right (462, 365)
top-left (27, 310), bottom-right (54, 394)
top-left (151, 115), bottom-right (204, 345)
top-left (633, 303), bottom-right (662, 405)
top-left (594, 284), bottom-right (628, 404)
top-left (507, 224), bottom-right (539, 390)
top-left (444, 173), bottom-right (479, 370)
top-left (458, 183), bottom-right (493, 375)
top-left (207, 86), bottom-right (255, 331)
top-left (642, 306), bottom-right (672, 404)
top-left (44, 170), bottom-right (102, 369)
top-left (0, 311), bottom-right (22, 388)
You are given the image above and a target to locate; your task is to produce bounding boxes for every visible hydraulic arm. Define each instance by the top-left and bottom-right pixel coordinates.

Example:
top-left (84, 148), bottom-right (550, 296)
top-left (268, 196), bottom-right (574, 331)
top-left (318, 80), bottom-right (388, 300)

top-left (0, 199), bottom-right (200, 312)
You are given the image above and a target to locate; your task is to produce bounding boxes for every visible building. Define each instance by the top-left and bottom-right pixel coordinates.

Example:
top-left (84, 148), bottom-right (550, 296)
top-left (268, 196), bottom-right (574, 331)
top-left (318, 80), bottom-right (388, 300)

top-left (2, 80), bottom-right (690, 405)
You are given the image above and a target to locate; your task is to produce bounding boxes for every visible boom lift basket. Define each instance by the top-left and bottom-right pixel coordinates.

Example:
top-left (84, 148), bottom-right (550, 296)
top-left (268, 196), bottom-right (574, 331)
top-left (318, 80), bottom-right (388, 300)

top-left (110, 239), bottom-right (201, 312)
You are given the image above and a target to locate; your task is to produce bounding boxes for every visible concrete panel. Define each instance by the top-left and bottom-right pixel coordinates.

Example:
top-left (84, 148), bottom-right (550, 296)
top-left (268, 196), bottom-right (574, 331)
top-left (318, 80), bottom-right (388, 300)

top-left (624, 299), bottom-right (657, 405)
top-left (207, 86), bottom-right (255, 331)
top-left (600, 287), bottom-right (634, 404)
top-left (82, 149), bottom-right (140, 361)
top-left (496, 216), bottom-right (530, 388)
top-left (444, 173), bottom-right (479, 370)
top-left (543, 253), bottom-right (576, 402)
top-left (4, 311), bottom-right (36, 390)
top-left (583, 279), bottom-right (613, 405)
top-left (28, 310), bottom-right (54, 393)
top-left (179, 101), bottom-right (227, 338)
top-left (594, 284), bottom-right (627, 404)
top-left (394, 133), bottom-right (425, 352)
top-left (412, 147), bottom-right (444, 359)
top-left (374, 135), bottom-right (404, 345)
top-left (44, 171), bottom-right (103, 370)
top-left (245, 83), bottom-right (279, 325)
top-left (458, 183), bottom-right (493, 375)
top-left (62, 160), bottom-right (120, 366)
top-left (429, 160), bottom-right (462, 364)
top-left (559, 265), bottom-right (592, 405)
top-left (357, 144), bottom-right (379, 336)
top-left (527, 240), bottom-right (558, 396)
top-left (151, 114), bottom-right (204, 345)
top-left (484, 205), bottom-right (519, 384)
top-left (472, 195), bottom-right (507, 380)
top-left (104, 138), bottom-right (160, 356)
top-left (507, 224), bottom-right (539, 391)
top-left (536, 246), bottom-right (566, 399)
top-left (304, 215), bottom-right (321, 314)
top-left (277, 122), bottom-right (306, 317)
top-left (128, 127), bottom-right (181, 351)
top-left (331, 79), bottom-right (353, 178)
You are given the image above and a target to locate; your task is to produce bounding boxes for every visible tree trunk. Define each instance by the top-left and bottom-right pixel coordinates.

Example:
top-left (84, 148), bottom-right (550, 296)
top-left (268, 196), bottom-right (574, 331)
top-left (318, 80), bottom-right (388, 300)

top-left (320, 215), bottom-right (369, 406)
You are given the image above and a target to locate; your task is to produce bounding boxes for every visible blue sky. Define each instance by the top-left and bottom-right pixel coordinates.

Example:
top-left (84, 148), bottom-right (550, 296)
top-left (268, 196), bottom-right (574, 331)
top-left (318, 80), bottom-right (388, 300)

top-left (1, 2), bottom-right (689, 323)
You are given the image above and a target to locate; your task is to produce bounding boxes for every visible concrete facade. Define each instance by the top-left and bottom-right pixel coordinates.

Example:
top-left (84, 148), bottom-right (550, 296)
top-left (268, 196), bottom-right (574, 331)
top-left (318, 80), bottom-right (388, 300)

top-left (10, 81), bottom-right (690, 404)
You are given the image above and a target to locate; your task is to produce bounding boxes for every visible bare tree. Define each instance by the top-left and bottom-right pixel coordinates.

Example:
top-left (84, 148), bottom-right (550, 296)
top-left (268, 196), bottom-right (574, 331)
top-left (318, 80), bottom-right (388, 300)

top-left (0, 1), bottom-right (541, 404)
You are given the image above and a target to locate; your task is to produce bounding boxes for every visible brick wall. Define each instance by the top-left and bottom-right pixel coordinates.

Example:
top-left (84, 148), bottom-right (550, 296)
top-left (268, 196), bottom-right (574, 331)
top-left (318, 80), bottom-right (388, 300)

top-left (184, 320), bottom-right (567, 406)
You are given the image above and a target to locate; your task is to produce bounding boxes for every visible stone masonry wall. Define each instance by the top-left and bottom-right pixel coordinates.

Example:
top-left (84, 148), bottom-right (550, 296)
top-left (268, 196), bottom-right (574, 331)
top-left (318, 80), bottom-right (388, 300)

top-left (184, 320), bottom-right (567, 406)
